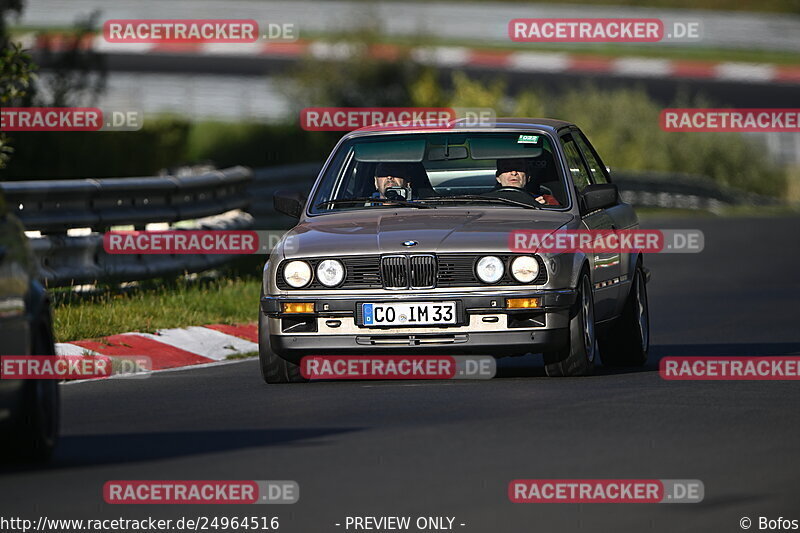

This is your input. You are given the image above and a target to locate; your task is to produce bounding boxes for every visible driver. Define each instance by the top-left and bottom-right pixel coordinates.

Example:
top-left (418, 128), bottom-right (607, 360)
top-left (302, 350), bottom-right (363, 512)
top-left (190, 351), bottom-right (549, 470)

top-left (494, 158), bottom-right (559, 206)
top-left (372, 162), bottom-right (413, 200)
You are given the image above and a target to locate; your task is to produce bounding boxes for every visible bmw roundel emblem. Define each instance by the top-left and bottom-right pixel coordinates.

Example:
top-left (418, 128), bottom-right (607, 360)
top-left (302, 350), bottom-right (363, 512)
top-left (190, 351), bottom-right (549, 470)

top-left (402, 240), bottom-right (418, 247)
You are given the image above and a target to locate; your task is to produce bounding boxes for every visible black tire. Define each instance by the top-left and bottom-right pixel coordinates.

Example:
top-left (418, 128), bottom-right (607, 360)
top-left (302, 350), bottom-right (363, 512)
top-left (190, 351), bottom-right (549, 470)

top-left (258, 312), bottom-right (308, 384)
top-left (3, 307), bottom-right (60, 463)
top-left (599, 263), bottom-right (650, 367)
top-left (543, 273), bottom-right (597, 377)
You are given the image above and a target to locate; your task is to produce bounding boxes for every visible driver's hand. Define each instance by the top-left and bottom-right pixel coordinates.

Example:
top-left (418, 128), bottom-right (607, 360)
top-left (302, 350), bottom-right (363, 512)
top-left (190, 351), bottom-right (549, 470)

top-left (534, 195), bottom-right (546, 204)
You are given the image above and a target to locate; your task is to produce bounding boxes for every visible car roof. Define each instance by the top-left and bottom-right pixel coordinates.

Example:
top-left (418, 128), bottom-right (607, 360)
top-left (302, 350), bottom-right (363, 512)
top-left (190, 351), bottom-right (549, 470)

top-left (475, 117), bottom-right (575, 131)
top-left (345, 117), bottom-right (576, 139)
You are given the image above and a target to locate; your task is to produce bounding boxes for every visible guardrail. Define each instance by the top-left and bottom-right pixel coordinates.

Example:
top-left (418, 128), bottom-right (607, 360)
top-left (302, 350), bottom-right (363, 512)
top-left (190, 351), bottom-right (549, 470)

top-left (1, 166), bottom-right (252, 233)
top-left (0, 166), bottom-right (254, 287)
top-left (28, 211), bottom-right (254, 287)
top-left (612, 170), bottom-right (780, 211)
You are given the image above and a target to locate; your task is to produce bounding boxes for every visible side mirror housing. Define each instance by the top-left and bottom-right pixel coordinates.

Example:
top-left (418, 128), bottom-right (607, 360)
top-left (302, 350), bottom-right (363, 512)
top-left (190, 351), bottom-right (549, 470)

top-left (581, 183), bottom-right (618, 213)
top-left (273, 190), bottom-right (306, 219)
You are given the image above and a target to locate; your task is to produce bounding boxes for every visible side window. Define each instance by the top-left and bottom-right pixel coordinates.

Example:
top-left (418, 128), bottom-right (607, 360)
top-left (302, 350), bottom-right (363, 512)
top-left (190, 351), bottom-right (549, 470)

top-left (560, 135), bottom-right (592, 192)
top-left (574, 132), bottom-right (609, 184)
top-left (343, 162), bottom-right (359, 197)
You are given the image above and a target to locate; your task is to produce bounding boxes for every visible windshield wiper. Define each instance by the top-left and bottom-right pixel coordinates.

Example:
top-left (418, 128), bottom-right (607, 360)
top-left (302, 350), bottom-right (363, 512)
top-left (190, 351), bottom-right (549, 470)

top-left (419, 195), bottom-right (541, 209)
top-left (315, 198), bottom-right (434, 209)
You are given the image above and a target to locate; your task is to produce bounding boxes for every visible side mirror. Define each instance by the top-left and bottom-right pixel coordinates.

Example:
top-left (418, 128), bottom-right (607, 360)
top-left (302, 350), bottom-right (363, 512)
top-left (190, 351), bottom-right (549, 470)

top-left (581, 183), bottom-right (618, 213)
top-left (273, 190), bottom-right (306, 219)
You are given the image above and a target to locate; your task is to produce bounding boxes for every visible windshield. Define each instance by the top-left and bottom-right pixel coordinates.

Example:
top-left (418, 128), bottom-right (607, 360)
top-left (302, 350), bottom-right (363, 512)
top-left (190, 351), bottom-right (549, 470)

top-left (309, 132), bottom-right (568, 214)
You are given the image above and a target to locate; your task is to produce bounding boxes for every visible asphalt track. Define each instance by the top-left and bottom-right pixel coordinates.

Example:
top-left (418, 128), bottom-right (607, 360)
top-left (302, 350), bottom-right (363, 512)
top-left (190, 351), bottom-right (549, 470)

top-left (2, 215), bottom-right (800, 532)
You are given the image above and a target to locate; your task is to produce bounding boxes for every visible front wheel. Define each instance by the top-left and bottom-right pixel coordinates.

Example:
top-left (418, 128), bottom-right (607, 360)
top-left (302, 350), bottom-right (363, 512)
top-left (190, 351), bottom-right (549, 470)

top-left (543, 273), bottom-right (597, 377)
top-left (599, 263), bottom-right (649, 367)
top-left (258, 312), bottom-right (308, 384)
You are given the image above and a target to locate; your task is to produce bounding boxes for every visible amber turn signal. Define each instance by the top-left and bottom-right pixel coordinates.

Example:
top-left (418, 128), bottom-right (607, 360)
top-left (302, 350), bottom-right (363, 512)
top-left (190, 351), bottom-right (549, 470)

top-left (506, 298), bottom-right (541, 309)
top-left (283, 302), bottom-right (314, 313)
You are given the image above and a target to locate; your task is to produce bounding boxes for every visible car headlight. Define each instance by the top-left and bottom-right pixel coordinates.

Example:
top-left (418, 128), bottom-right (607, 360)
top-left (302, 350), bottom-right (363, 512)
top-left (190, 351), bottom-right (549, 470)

top-left (316, 259), bottom-right (345, 287)
top-left (476, 256), bottom-right (504, 283)
top-left (511, 256), bottom-right (540, 283)
top-left (283, 260), bottom-right (312, 288)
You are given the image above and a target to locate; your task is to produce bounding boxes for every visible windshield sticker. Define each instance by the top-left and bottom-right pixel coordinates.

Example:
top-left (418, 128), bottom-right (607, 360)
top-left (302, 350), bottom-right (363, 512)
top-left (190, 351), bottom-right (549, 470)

top-left (517, 134), bottom-right (540, 144)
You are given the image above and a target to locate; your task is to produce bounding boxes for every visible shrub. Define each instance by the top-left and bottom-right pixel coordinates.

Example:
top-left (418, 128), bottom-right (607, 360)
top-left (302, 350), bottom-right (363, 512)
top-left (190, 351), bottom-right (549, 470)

top-left (0, 117), bottom-right (191, 178)
top-left (552, 86), bottom-right (786, 196)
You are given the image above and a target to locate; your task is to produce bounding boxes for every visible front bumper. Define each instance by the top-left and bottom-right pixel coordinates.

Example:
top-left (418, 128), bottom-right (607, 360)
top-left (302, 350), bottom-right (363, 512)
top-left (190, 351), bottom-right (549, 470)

top-left (269, 329), bottom-right (569, 360)
top-left (261, 289), bottom-right (577, 360)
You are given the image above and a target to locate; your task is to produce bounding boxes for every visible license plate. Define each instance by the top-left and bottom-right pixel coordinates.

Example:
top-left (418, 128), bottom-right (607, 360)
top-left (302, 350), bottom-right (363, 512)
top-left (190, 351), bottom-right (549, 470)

top-left (362, 302), bottom-right (457, 327)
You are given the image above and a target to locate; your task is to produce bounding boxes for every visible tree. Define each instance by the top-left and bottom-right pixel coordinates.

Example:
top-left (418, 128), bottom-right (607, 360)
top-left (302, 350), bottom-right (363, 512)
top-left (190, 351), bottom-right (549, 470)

top-left (1, 0), bottom-right (37, 169)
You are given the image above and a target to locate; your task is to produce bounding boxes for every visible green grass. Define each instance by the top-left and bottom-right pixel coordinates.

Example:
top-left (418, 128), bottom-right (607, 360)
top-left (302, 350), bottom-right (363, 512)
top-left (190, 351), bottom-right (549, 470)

top-left (225, 351), bottom-right (259, 361)
top-left (52, 276), bottom-right (261, 342)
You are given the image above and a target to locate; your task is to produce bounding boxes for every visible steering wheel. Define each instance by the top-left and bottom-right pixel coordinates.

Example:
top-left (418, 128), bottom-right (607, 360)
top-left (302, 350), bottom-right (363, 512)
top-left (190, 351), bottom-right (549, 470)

top-left (485, 186), bottom-right (548, 207)
top-left (492, 185), bottom-right (554, 199)
top-left (492, 187), bottom-right (530, 194)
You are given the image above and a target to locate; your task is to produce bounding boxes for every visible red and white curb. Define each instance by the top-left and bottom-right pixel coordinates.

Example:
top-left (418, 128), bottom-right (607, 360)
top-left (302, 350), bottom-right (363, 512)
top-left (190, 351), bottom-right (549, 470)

top-left (20, 33), bottom-right (800, 86)
top-left (55, 323), bottom-right (258, 371)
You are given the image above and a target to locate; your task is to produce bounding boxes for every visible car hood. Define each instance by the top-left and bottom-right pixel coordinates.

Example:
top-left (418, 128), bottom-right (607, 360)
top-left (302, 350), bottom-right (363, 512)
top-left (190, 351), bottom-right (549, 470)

top-left (281, 208), bottom-right (575, 258)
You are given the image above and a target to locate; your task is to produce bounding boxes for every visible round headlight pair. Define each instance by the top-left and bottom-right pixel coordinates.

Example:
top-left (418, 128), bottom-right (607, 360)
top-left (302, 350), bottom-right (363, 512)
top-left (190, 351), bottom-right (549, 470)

top-left (475, 255), bottom-right (539, 284)
top-left (283, 259), bottom-right (345, 288)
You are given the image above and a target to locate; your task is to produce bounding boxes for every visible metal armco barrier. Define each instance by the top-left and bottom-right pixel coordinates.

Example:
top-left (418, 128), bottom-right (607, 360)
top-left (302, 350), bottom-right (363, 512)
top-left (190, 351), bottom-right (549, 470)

top-left (0, 166), bottom-right (252, 233)
top-left (29, 211), bottom-right (254, 286)
top-left (0, 167), bottom-right (254, 287)
top-left (612, 170), bottom-right (779, 212)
